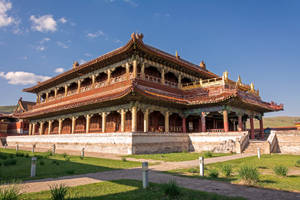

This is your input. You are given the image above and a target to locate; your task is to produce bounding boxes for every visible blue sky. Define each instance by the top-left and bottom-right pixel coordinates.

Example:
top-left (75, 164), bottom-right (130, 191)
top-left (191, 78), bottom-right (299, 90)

top-left (0, 0), bottom-right (299, 116)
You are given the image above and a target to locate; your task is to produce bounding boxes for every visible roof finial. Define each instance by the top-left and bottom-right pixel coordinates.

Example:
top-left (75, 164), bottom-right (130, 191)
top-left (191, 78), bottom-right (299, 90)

top-left (73, 61), bottom-right (79, 69)
top-left (175, 50), bottom-right (179, 58)
top-left (250, 82), bottom-right (255, 91)
top-left (199, 60), bottom-right (206, 69)
top-left (237, 75), bottom-right (242, 84)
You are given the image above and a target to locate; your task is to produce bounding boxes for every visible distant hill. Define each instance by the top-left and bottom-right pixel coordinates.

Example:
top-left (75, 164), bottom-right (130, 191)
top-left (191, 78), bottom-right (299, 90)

top-left (247, 116), bottom-right (300, 128)
top-left (0, 105), bottom-right (17, 114)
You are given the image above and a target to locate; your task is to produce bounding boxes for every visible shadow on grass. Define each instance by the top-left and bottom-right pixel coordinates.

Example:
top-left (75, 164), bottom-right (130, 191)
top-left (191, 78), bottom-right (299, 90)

top-left (259, 179), bottom-right (277, 184)
top-left (0, 150), bottom-right (139, 182)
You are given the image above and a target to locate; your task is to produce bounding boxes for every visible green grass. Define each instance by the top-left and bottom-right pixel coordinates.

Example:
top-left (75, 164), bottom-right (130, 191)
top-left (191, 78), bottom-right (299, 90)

top-left (21, 179), bottom-right (245, 200)
top-left (167, 154), bottom-right (300, 192)
top-left (0, 148), bottom-right (140, 181)
top-left (125, 152), bottom-right (231, 162)
top-left (246, 116), bottom-right (300, 128)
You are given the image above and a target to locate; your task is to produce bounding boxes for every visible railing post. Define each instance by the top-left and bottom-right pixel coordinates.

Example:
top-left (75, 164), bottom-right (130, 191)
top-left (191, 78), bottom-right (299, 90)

top-left (16, 144), bottom-right (19, 152)
top-left (142, 162), bottom-right (149, 189)
top-left (257, 147), bottom-right (261, 159)
top-left (31, 157), bottom-right (37, 177)
top-left (52, 144), bottom-right (56, 155)
top-left (32, 144), bottom-right (35, 153)
top-left (199, 156), bottom-right (204, 176)
top-left (81, 147), bottom-right (85, 158)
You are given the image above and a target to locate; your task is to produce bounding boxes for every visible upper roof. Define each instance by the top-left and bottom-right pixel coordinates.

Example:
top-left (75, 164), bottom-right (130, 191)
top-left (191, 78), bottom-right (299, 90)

top-left (14, 98), bottom-right (35, 114)
top-left (23, 33), bottom-right (218, 93)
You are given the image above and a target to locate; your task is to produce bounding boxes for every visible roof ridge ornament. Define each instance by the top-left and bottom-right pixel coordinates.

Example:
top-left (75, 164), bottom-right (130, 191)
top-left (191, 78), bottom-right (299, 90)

top-left (175, 50), bottom-right (179, 59)
top-left (199, 60), bottom-right (206, 69)
top-left (130, 32), bottom-right (144, 42)
top-left (73, 61), bottom-right (79, 69)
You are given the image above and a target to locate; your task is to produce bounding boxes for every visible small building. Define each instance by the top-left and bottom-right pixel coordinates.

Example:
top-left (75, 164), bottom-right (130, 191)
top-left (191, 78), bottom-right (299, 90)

top-left (10, 33), bottom-right (283, 154)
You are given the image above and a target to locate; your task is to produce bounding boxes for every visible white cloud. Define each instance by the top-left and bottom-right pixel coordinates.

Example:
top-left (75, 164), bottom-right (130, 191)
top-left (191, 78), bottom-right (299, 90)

top-left (54, 68), bottom-right (64, 73)
top-left (0, 0), bottom-right (15, 28)
top-left (114, 39), bottom-right (122, 44)
top-left (36, 46), bottom-right (45, 51)
top-left (40, 37), bottom-right (50, 44)
top-left (123, 0), bottom-right (138, 7)
top-left (84, 53), bottom-right (92, 57)
top-left (0, 71), bottom-right (51, 85)
top-left (87, 30), bottom-right (105, 38)
top-left (56, 41), bottom-right (68, 48)
top-left (59, 17), bottom-right (67, 24)
top-left (79, 59), bottom-right (86, 64)
top-left (30, 15), bottom-right (57, 32)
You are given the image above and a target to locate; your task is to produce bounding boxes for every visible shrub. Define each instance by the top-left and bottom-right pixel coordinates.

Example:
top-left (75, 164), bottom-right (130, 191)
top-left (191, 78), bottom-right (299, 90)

top-left (188, 168), bottom-right (198, 174)
top-left (221, 164), bottom-right (233, 177)
top-left (66, 170), bottom-right (75, 175)
top-left (208, 169), bottom-right (219, 178)
top-left (46, 150), bottom-right (53, 157)
top-left (163, 180), bottom-right (181, 198)
top-left (15, 152), bottom-right (24, 157)
top-left (49, 184), bottom-right (68, 200)
top-left (52, 160), bottom-right (60, 166)
top-left (9, 154), bottom-right (14, 159)
top-left (0, 154), bottom-right (8, 160)
top-left (62, 153), bottom-right (68, 158)
top-left (0, 183), bottom-right (22, 200)
top-left (3, 159), bottom-right (17, 166)
top-left (39, 160), bottom-right (45, 166)
top-left (273, 165), bottom-right (288, 177)
top-left (238, 165), bottom-right (259, 184)
top-left (295, 160), bottom-right (300, 167)
top-left (122, 157), bottom-right (127, 162)
top-left (64, 156), bottom-right (70, 162)
top-left (203, 151), bottom-right (213, 158)
top-left (80, 156), bottom-right (84, 160)
top-left (24, 153), bottom-right (29, 158)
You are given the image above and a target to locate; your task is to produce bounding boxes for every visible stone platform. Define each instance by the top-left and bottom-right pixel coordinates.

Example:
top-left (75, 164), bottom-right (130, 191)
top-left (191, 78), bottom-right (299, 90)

top-left (4, 132), bottom-right (248, 155)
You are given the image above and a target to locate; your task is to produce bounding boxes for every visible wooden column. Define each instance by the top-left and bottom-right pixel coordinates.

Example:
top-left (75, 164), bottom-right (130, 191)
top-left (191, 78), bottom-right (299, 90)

top-left (250, 116), bottom-right (255, 139)
top-left (71, 117), bottom-right (76, 134)
top-left (133, 60), bottom-right (137, 78)
top-left (39, 122), bottom-right (44, 135)
top-left (54, 88), bottom-right (57, 98)
top-left (238, 115), bottom-right (243, 131)
top-left (46, 93), bottom-right (49, 102)
top-left (86, 115), bottom-right (90, 133)
top-left (36, 95), bottom-right (40, 103)
top-left (223, 110), bottom-right (229, 132)
top-left (161, 68), bottom-right (165, 84)
top-left (141, 63), bottom-right (145, 79)
top-left (165, 111), bottom-right (169, 133)
top-left (144, 109), bottom-right (149, 132)
top-left (259, 117), bottom-right (264, 139)
top-left (48, 121), bottom-right (52, 135)
top-left (107, 70), bottom-right (111, 84)
top-left (65, 85), bottom-right (68, 96)
top-left (58, 119), bottom-right (62, 135)
top-left (102, 113), bottom-right (106, 133)
top-left (178, 74), bottom-right (182, 88)
top-left (126, 63), bottom-right (130, 79)
top-left (28, 123), bottom-right (32, 135)
top-left (77, 80), bottom-right (81, 93)
top-left (182, 117), bottom-right (186, 133)
top-left (131, 106), bottom-right (137, 132)
top-left (121, 109), bottom-right (125, 132)
top-left (92, 75), bottom-right (96, 88)
top-left (201, 112), bottom-right (206, 132)
top-left (198, 118), bottom-right (202, 132)
top-left (32, 123), bottom-right (36, 135)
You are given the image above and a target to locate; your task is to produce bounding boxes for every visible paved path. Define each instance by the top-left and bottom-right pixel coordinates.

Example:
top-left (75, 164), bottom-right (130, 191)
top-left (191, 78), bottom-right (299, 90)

top-left (20, 168), bottom-right (300, 200)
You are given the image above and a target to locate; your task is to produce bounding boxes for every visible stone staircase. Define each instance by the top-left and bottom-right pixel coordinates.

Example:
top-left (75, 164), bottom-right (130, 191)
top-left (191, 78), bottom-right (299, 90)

top-left (243, 140), bottom-right (268, 154)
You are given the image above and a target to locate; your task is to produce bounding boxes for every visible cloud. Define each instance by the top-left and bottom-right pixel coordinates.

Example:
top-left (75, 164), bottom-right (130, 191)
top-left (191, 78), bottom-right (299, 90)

top-left (30, 15), bottom-right (57, 32)
top-left (54, 68), bottom-right (64, 73)
top-left (114, 39), bottom-right (122, 44)
top-left (79, 59), bottom-right (86, 64)
top-left (59, 17), bottom-right (67, 24)
top-left (87, 30), bottom-right (105, 38)
top-left (123, 0), bottom-right (138, 7)
top-left (56, 41), bottom-right (68, 48)
top-left (0, 71), bottom-right (51, 85)
top-left (40, 37), bottom-right (50, 44)
top-left (0, 0), bottom-right (15, 28)
top-left (36, 46), bottom-right (45, 51)
top-left (84, 53), bottom-right (92, 57)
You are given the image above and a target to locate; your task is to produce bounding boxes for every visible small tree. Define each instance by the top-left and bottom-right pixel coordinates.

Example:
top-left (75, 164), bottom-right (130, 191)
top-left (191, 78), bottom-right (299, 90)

top-left (221, 164), bottom-right (233, 177)
top-left (238, 165), bottom-right (259, 185)
top-left (273, 165), bottom-right (288, 177)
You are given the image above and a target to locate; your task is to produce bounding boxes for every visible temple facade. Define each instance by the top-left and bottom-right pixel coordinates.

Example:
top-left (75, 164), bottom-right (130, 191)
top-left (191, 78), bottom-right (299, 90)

top-left (12, 33), bottom-right (283, 154)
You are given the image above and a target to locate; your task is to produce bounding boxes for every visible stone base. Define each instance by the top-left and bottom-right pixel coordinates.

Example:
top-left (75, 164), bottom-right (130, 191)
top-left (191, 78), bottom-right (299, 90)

top-left (5, 132), bottom-right (247, 155)
top-left (275, 130), bottom-right (300, 154)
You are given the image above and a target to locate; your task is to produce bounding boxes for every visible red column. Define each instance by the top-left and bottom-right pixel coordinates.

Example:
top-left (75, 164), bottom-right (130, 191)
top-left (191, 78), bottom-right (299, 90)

top-left (201, 112), bottom-right (206, 132)
top-left (198, 118), bottom-right (202, 132)
top-left (182, 117), bottom-right (186, 133)
top-left (250, 116), bottom-right (255, 139)
top-left (223, 110), bottom-right (229, 132)
top-left (238, 115), bottom-right (243, 131)
top-left (259, 118), bottom-right (264, 139)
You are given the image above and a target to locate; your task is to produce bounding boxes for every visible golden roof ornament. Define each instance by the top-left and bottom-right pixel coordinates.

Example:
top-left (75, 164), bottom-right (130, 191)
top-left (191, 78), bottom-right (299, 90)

top-left (175, 50), bottom-right (179, 59)
top-left (73, 61), bottom-right (79, 69)
top-left (222, 70), bottom-right (228, 81)
top-left (250, 82), bottom-right (255, 91)
top-left (237, 75), bottom-right (241, 84)
top-left (199, 60), bottom-right (206, 69)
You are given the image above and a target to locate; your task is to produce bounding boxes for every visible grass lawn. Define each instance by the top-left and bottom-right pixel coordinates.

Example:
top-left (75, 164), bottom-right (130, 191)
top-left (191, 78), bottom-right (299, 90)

top-left (21, 179), bottom-right (245, 200)
top-left (0, 148), bottom-right (140, 181)
top-left (125, 152), bottom-right (232, 162)
top-left (167, 154), bottom-right (300, 192)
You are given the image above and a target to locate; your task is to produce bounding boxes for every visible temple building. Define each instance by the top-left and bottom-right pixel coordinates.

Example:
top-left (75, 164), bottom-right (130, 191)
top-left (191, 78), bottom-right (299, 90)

top-left (11, 33), bottom-right (283, 154)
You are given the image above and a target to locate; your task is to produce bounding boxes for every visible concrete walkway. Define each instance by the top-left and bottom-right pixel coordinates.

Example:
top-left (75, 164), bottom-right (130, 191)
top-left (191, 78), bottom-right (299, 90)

top-left (20, 168), bottom-right (300, 200)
